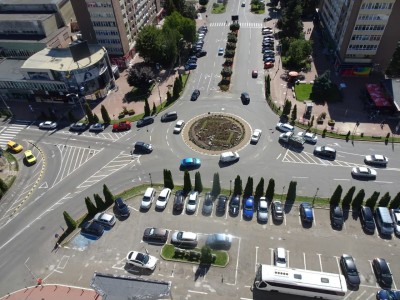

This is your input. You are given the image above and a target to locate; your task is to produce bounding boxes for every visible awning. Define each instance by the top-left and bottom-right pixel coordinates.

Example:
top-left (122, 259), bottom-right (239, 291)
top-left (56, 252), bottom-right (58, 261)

top-left (366, 84), bottom-right (392, 108)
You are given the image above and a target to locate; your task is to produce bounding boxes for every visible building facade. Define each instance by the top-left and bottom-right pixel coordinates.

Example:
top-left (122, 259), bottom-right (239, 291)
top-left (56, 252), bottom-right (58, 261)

top-left (71, 0), bottom-right (161, 68)
top-left (318, 0), bottom-right (400, 76)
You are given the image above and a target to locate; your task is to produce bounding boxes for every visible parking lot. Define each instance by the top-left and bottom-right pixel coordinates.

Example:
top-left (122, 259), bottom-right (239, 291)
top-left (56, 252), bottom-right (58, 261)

top-left (50, 190), bottom-right (399, 299)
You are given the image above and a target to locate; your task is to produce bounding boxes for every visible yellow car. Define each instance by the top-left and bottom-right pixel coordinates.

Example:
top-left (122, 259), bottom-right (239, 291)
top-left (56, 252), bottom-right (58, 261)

top-left (7, 141), bottom-right (23, 153)
top-left (24, 150), bottom-right (37, 165)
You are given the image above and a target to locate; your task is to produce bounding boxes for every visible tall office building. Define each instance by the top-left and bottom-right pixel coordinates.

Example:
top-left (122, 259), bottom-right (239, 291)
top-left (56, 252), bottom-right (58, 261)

top-left (71, 0), bottom-right (162, 68)
top-left (318, 0), bottom-right (400, 76)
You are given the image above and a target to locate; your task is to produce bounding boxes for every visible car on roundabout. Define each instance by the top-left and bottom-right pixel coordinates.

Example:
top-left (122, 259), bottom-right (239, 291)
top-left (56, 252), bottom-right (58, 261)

top-left (218, 48), bottom-right (224, 56)
top-left (89, 123), bottom-right (104, 132)
top-left (219, 151), bottom-right (240, 163)
top-left (314, 145), bottom-right (336, 160)
top-left (364, 154), bottom-right (388, 167)
top-left (251, 129), bottom-right (262, 144)
top-left (297, 131), bottom-right (318, 143)
top-left (69, 122), bottom-right (88, 132)
top-left (126, 250), bottom-right (158, 270)
top-left (276, 122), bottom-right (294, 132)
top-left (39, 121), bottom-right (57, 130)
top-left (113, 121), bottom-right (131, 131)
top-left (173, 120), bottom-right (185, 134)
top-left (7, 140), bottom-right (23, 153)
top-left (180, 158), bottom-right (201, 169)
top-left (191, 89), bottom-right (200, 101)
top-left (240, 92), bottom-right (250, 104)
top-left (351, 166), bottom-right (377, 179)
top-left (24, 150), bottom-right (37, 165)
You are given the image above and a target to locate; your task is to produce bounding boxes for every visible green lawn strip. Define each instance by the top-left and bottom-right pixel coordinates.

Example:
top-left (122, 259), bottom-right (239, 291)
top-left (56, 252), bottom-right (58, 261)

top-left (294, 83), bottom-right (312, 101)
top-left (161, 244), bottom-right (229, 267)
top-left (212, 4), bottom-right (226, 13)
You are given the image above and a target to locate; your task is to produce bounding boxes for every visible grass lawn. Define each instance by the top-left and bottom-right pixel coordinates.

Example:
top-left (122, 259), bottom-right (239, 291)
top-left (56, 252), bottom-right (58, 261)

top-left (212, 3), bottom-right (226, 13)
top-left (294, 83), bottom-right (313, 101)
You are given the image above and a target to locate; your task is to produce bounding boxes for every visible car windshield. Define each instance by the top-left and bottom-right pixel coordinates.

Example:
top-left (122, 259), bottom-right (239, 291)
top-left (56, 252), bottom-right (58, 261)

top-left (188, 199), bottom-right (196, 205)
top-left (347, 267), bottom-right (357, 276)
top-left (136, 253), bottom-right (149, 264)
top-left (277, 257), bottom-right (286, 263)
top-left (158, 197), bottom-right (166, 202)
top-left (259, 207), bottom-right (268, 213)
top-left (142, 196), bottom-right (150, 202)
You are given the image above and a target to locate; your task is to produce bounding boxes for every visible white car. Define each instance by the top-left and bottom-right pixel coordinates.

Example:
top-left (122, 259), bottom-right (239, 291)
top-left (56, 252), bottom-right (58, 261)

top-left (390, 209), bottom-right (400, 236)
top-left (173, 120), bottom-right (185, 134)
top-left (257, 197), bottom-right (268, 222)
top-left (251, 129), bottom-right (262, 144)
top-left (39, 121), bottom-right (57, 129)
top-left (220, 151), bottom-right (240, 163)
top-left (274, 247), bottom-right (287, 267)
top-left (364, 154), bottom-right (388, 166)
top-left (171, 231), bottom-right (198, 247)
top-left (351, 167), bottom-right (377, 179)
top-left (297, 131), bottom-right (318, 143)
top-left (276, 122), bottom-right (294, 132)
top-left (126, 250), bottom-right (158, 270)
top-left (93, 212), bottom-right (116, 227)
top-left (186, 191), bottom-right (198, 213)
top-left (89, 123), bottom-right (105, 132)
top-left (155, 188), bottom-right (172, 210)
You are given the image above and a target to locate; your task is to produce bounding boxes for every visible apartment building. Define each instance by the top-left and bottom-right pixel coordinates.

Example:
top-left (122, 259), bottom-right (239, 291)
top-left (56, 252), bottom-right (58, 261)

top-left (71, 0), bottom-right (162, 68)
top-left (318, 0), bottom-right (400, 76)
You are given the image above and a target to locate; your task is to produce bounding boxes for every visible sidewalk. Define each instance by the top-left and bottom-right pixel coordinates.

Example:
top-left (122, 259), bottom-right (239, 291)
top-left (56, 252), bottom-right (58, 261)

top-left (0, 284), bottom-right (101, 300)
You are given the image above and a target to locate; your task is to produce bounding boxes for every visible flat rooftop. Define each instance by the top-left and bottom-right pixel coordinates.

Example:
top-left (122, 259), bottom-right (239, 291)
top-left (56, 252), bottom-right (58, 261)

top-left (0, 13), bottom-right (52, 21)
top-left (0, 0), bottom-right (62, 5)
top-left (0, 59), bottom-right (25, 81)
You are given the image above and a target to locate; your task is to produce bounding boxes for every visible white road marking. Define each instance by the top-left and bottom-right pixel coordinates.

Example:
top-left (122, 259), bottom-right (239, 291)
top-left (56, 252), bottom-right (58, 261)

top-left (303, 253), bottom-right (307, 269)
top-left (188, 290), bottom-right (208, 294)
top-left (255, 246), bottom-right (259, 272)
top-left (317, 253), bottom-right (323, 272)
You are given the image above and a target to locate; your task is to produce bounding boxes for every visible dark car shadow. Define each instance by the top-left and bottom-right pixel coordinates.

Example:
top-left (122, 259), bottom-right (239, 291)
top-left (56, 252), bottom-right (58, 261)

top-left (124, 264), bottom-right (154, 276)
top-left (179, 165), bottom-right (200, 171)
top-left (218, 161), bottom-right (238, 168)
top-left (194, 264), bottom-right (211, 281)
top-left (172, 209), bottom-right (184, 216)
top-left (301, 221), bottom-right (313, 229)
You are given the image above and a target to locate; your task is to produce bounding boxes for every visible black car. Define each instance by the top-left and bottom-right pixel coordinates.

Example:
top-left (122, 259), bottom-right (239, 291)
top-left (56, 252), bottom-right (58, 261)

top-left (263, 57), bottom-right (275, 62)
top-left (161, 111), bottom-right (178, 122)
top-left (114, 197), bottom-right (130, 217)
top-left (134, 141), bottom-right (153, 154)
top-left (340, 254), bottom-right (360, 288)
top-left (331, 206), bottom-right (344, 228)
top-left (191, 89), bottom-right (200, 101)
top-left (196, 50), bottom-right (207, 58)
top-left (360, 206), bottom-right (376, 233)
top-left (143, 227), bottom-right (169, 244)
top-left (70, 122), bottom-right (88, 132)
top-left (229, 195), bottom-right (240, 216)
top-left (271, 200), bottom-right (284, 221)
top-left (216, 195), bottom-right (228, 215)
top-left (240, 92), bottom-right (250, 104)
top-left (137, 117), bottom-right (154, 127)
top-left (81, 222), bottom-right (104, 238)
top-left (373, 258), bottom-right (393, 288)
top-left (173, 190), bottom-right (185, 212)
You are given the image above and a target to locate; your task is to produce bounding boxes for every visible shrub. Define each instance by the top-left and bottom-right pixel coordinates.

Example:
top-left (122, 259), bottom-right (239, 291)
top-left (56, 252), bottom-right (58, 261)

top-left (63, 211), bottom-right (77, 230)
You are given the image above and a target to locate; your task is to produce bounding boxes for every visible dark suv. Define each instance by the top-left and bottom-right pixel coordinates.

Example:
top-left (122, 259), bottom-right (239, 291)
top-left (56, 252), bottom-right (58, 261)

top-left (191, 89), bottom-right (200, 101)
top-left (271, 200), bottom-right (284, 221)
top-left (114, 197), bottom-right (130, 217)
top-left (331, 206), bottom-right (344, 229)
top-left (229, 195), bottom-right (240, 216)
top-left (136, 117), bottom-right (154, 127)
top-left (360, 206), bottom-right (376, 233)
top-left (240, 92), bottom-right (250, 104)
top-left (134, 141), bottom-right (153, 154)
top-left (216, 195), bottom-right (228, 215)
top-left (173, 190), bottom-right (185, 212)
top-left (161, 111), bottom-right (178, 122)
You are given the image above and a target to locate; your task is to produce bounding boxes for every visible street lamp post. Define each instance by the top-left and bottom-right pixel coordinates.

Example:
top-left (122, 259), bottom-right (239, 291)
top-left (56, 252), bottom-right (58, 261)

top-left (312, 188), bottom-right (319, 208)
top-left (156, 77), bottom-right (162, 110)
top-left (281, 186), bottom-right (285, 201)
top-left (230, 180), bottom-right (232, 195)
top-left (149, 173), bottom-right (153, 187)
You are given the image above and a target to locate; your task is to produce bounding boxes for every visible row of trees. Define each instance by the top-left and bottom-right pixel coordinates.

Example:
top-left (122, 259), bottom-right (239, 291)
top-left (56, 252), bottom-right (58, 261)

top-left (219, 24), bottom-right (240, 90)
top-left (0, 178), bottom-right (9, 200)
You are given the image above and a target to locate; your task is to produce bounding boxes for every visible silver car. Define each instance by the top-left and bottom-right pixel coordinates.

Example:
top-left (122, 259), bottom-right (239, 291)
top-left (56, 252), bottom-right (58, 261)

top-left (251, 129), bottom-right (262, 144)
top-left (39, 121), bottom-right (57, 129)
top-left (202, 192), bottom-right (213, 215)
top-left (390, 209), bottom-right (400, 236)
top-left (93, 212), bottom-right (116, 227)
top-left (89, 123), bottom-right (105, 132)
top-left (351, 167), bottom-right (377, 179)
top-left (257, 197), bottom-right (268, 222)
top-left (276, 122), bottom-right (294, 132)
top-left (297, 131), bottom-right (317, 143)
top-left (171, 231), bottom-right (198, 247)
top-left (364, 154), bottom-right (388, 166)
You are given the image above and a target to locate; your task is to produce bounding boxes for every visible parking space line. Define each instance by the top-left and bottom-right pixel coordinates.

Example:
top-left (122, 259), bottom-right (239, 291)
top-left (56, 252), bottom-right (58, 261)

top-left (287, 250), bottom-right (290, 267)
top-left (255, 246), bottom-right (259, 272)
top-left (344, 291), bottom-right (354, 300)
top-left (195, 197), bottom-right (201, 216)
top-left (303, 253), bottom-right (307, 269)
top-left (354, 290), bottom-right (366, 300)
top-left (388, 263), bottom-right (397, 290)
top-left (334, 256), bottom-right (341, 274)
top-left (368, 260), bottom-right (380, 288)
top-left (268, 248), bottom-right (273, 266)
top-left (317, 253), bottom-right (322, 272)
top-left (366, 292), bottom-right (376, 300)
top-left (313, 208), bottom-right (317, 226)
top-left (188, 290), bottom-right (208, 294)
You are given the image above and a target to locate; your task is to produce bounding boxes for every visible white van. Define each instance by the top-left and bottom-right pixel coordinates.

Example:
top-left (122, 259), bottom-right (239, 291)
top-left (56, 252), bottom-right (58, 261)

top-left (141, 187), bottom-right (156, 209)
top-left (375, 207), bottom-right (394, 235)
top-left (220, 151), bottom-right (240, 163)
top-left (274, 247), bottom-right (287, 267)
top-left (156, 188), bottom-right (172, 210)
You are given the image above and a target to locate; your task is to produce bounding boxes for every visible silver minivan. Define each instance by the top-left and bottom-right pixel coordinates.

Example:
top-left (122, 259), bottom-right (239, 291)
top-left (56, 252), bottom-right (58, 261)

top-left (375, 207), bottom-right (394, 235)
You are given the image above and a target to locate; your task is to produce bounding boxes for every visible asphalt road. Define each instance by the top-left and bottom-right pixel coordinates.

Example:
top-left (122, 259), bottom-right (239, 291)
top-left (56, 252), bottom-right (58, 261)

top-left (0, 0), bottom-right (399, 297)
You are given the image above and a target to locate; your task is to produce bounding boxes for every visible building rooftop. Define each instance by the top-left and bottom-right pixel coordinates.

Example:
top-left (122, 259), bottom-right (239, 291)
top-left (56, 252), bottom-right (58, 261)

top-left (0, 13), bottom-right (52, 21)
top-left (0, 59), bottom-right (25, 81)
top-left (0, 0), bottom-right (63, 4)
top-left (91, 272), bottom-right (171, 300)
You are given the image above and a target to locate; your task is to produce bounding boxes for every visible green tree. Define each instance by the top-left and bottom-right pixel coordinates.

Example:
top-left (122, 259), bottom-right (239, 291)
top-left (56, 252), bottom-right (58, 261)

top-left (63, 211), bottom-right (77, 230)
top-left (290, 104), bottom-right (297, 123)
top-left (386, 41), bottom-right (400, 77)
top-left (341, 186), bottom-right (355, 208)
top-left (0, 178), bottom-right (8, 193)
top-left (94, 193), bottom-right (106, 211)
top-left (166, 91), bottom-right (173, 103)
top-left (266, 74), bottom-right (271, 96)
top-left (93, 114), bottom-right (99, 123)
top-left (286, 181), bottom-right (297, 202)
top-left (164, 169), bottom-right (174, 190)
top-left (211, 172), bottom-right (221, 198)
top-left (200, 245), bottom-right (213, 264)
top-left (199, 0), bottom-right (209, 6)
top-left (389, 192), bottom-right (400, 209)
top-left (221, 67), bottom-right (233, 78)
top-left (152, 103), bottom-right (157, 115)
top-left (163, 12), bottom-right (196, 43)
top-left (84, 102), bottom-right (95, 124)
top-left (103, 184), bottom-right (114, 206)
top-left (351, 189), bottom-right (365, 210)
top-left (282, 99), bottom-right (292, 116)
top-left (329, 185), bottom-right (342, 207)
top-left (85, 196), bottom-right (97, 216)
top-left (279, 2), bottom-right (303, 39)
top-left (286, 39), bottom-right (312, 68)
top-left (254, 177), bottom-right (264, 200)
top-left (194, 171), bottom-right (203, 193)
top-left (265, 178), bottom-right (275, 200)
top-left (183, 170), bottom-right (192, 194)
top-left (101, 105), bottom-right (111, 124)
top-left (311, 71), bottom-right (332, 102)
top-left (365, 192), bottom-right (380, 210)
top-left (135, 26), bottom-right (164, 64)
top-left (243, 177), bottom-right (254, 198)
top-left (144, 98), bottom-right (151, 116)
top-left (173, 77), bottom-right (181, 99)
top-left (127, 63), bottom-right (155, 89)
top-left (378, 192), bottom-right (391, 207)
top-left (233, 175), bottom-right (242, 196)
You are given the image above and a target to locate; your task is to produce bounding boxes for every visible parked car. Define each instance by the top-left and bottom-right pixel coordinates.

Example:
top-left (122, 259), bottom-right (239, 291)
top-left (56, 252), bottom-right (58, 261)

top-left (196, 50), bottom-right (207, 58)
top-left (113, 121), bottom-right (131, 131)
top-left (81, 222), bottom-right (104, 238)
top-left (202, 192), bottom-right (213, 215)
top-left (186, 191), bottom-right (198, 213)
top-left (89, 123), bottom-right (105, 132)
top-left (240, 92), bottom-right (250, 104)
top-left (257, 197), bottom-right (268, 223)
top-left (340, 254), bottom-right (360, 287)
top-left (229, 195), bottom-right (240, 216)
top-left (276, 122), bottom-right (294, 132)
top-left (251, 129), bottom-right (262, 144)
top-left (372, 258), bottom-right (393, 288)
top-left (218, 48), bottom-right (224, 55)
top-left (314, 146), bottom-right (336, 159)
top-left (263, 57), bottom-right (275, 62)
top-left (126, 250), bottom-right (158, 270)
top-left (390, 208), bottom-right (400, 236)
top-left (274, 247), bottom-right (287, 267)
top-left (351, 167), bottom-right (377, 179)
top-left (173, 120), bottom-right (185, 134)
top-left (24, 150), bottom-right (37, 165)
top-left (155, 188), bottom-right (172, 210)
top-left (191, 89), bottom-right (200, 101)
top-left (264, 62), bottom-right (274, 69)
top-left (114, 197), bottom-right (130, 217)
top-left (69, 122), bottom-right (88, 132)
top-left (134, 141), bottom-right (153, 154)
top-left (297, 131), bottom-right (318, 144)
top-left (136, 117), bottom-right (154, 127)
top-left (271, 200), bottom-right (284, 221)
top-left (364, 154), bottom-right (388, 166)
top-left (299, 202), bottom-right (313, 223)
top-left (140, 187), bottom-right (156, 210)
top-left (206, 233), bottom-right (232, 249)
top-left (216, 195), bottom-right (228, 215)
top-left (143, 227), bottom-right (169, 243)
top-left (220, 151), bottom-right (240, 163)
top-left (161, 111), bottom-right (178, 122)
top-left (243, 196), bottom-right (255, 219)
top-left (185, 63), bottom-right (197, 71)
top-left (360, 206), bottom-right (376, 233)
top-left (93, 212), bottom-right (116, 227)
top-left (331, 206), bottom-right (344, 229)
top-left (7, 140), bottom-right (23, 153)
top-left (39, 121), bottom-right (57, 130)
top-left (171, 231), bottom-right (198, 247)
top-left (180, 157), bottom-right (201, 169)
top-left (376, 289), bottom-right (400, 300)
top-left (173, 190), bottom-right (185, 212)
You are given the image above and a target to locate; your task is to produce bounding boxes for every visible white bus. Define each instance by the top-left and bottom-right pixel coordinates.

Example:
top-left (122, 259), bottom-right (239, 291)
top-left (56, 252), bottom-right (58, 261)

top-left (254, 264), bottom-right (347, 300)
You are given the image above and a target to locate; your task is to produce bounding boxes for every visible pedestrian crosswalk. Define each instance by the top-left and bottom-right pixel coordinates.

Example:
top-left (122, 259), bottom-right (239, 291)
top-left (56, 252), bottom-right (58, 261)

top-left (0, 121), bottom-right (30, 148)
top-left (209, 22), bottom-right (264, 28)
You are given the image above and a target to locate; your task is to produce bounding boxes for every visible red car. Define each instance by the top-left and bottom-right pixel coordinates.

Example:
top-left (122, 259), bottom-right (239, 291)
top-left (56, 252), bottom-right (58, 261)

top-left (113, 121), bottom-right (131, 131)
top-left (264, 62), bottom-right (274, 69)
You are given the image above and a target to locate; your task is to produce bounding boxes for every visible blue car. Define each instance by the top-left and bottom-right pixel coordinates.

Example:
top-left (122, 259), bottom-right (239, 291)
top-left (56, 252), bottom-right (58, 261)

top-left (185, 63), bottom-right (197, 71)
top-left (300, 202), bottom-right (314, 223)
top-left (376, 289), bottom-right (400, 300)
top-left (243, 196), bottom-right (255, 219)
top-left (180, 158), bottom-right (201, 169)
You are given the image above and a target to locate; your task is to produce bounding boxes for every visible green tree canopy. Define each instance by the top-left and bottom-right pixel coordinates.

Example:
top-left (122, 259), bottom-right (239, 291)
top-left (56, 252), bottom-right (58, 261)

top-left (286, 39), bottom-right (312, 67)
top-left (265, 178), bottom-right (275, 200)
top-left (386, 42), bottom-right (400, 77)
top-left (233, 175), bottom-right (242, 196)
top-left (311, 71), bottom-right (333, 101)
top-left (342, 186), bottom-right (356, 207)
top-left (211, 173), bottom-right (221, 197)
top-left (365, 192), bottom-right (380, 210)
top-left (329, 185), bottom-right (342, 207)
top-left (127, 63), bottom-right (155, 89)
